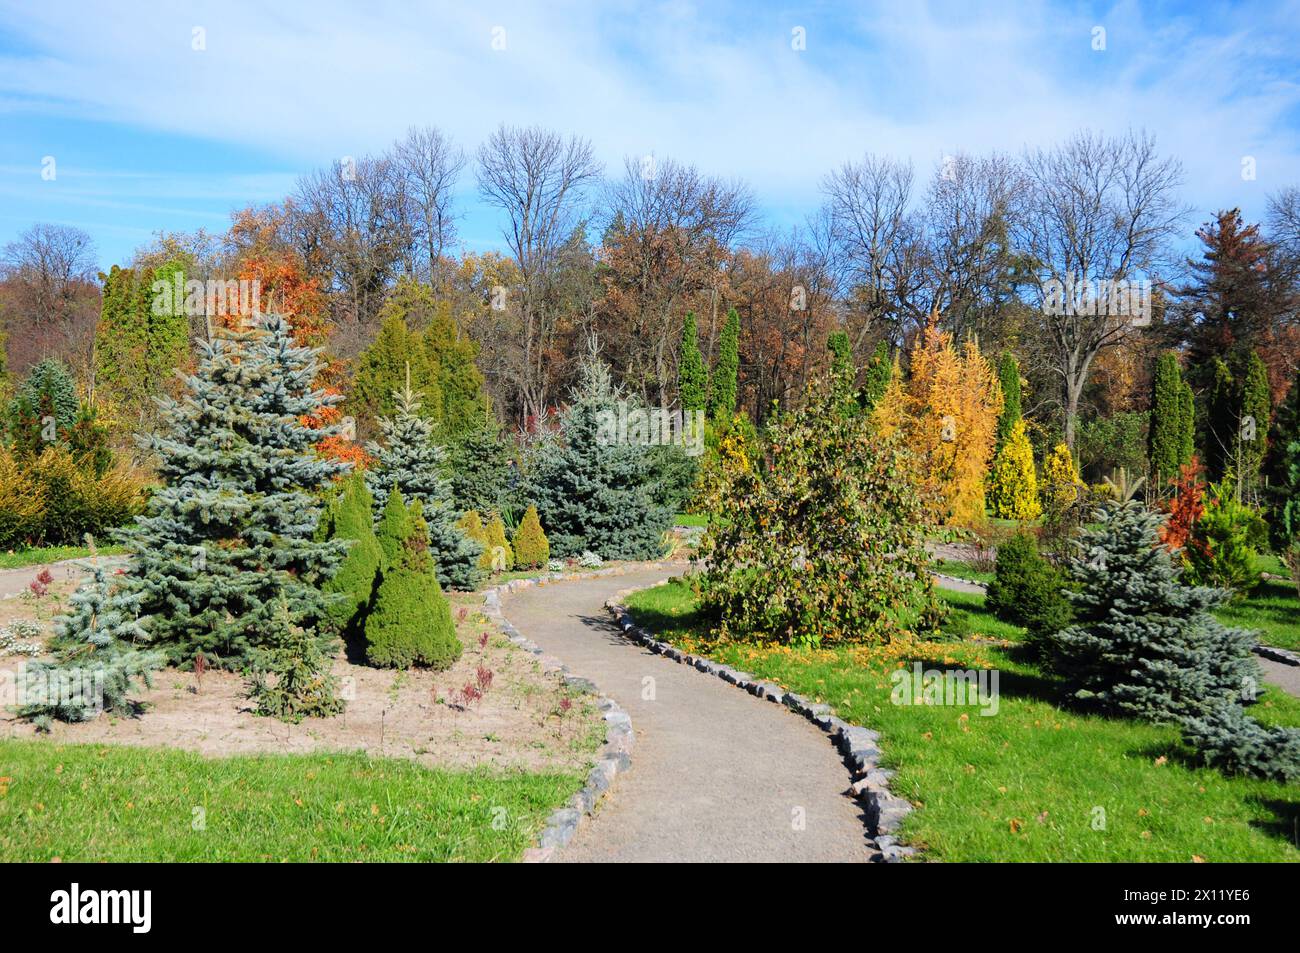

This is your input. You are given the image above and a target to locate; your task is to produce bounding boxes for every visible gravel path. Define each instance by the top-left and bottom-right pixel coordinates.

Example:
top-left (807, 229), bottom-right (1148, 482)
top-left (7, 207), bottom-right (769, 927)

top-left (0, 556), bottom-right (128, 600)
top-left (501, 567), bottom-right (872, 863)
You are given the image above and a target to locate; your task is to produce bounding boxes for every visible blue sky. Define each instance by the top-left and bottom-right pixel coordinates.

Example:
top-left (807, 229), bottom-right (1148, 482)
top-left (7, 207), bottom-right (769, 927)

top-left (1, 0), bottom-right (1298, 269)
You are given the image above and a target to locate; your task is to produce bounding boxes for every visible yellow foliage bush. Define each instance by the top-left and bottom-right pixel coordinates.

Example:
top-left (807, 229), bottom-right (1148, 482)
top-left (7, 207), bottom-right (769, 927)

top-left (987, 419), bottom-right (1041, 520)
top-left (0, 445), bottom-right (147, 548)
top-left (873, 318), bottom-right (1002, 526)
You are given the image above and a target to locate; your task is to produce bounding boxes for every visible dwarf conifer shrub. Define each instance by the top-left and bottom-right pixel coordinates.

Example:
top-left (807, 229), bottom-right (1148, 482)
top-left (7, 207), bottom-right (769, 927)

top-left (365, 499), bottom-right (462, 669)
top-left (987, 420), bottom-right (1041, 520)
top-left (512, 505), bottom-right (549, 569)
top-left (321, 473), bottom-right (382, 636)
top-left (985, 533), bottom-right (1071, 647)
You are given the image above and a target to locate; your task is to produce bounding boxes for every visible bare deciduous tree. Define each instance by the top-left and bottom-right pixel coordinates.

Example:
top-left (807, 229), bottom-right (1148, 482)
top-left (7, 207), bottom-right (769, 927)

top-left (0, 223), bottom-right (99, 375)
top-left (393, 126), bottom-right (466, 289)
top-left (1016, 130), bottom-right (1186, 447)
top-left (477, 124), bottom-right (602, 423)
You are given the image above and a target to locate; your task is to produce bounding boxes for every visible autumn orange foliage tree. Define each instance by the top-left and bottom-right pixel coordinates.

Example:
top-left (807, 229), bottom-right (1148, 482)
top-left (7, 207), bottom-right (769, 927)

top-left (874, 314), bottom-right (1002, 526)
top-left (227, 207), bottom-right (367, 467)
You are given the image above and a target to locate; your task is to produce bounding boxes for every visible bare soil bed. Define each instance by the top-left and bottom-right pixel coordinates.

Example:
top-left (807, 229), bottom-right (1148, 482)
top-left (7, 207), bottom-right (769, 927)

top-left (1, 585), bottom-right (603, 775)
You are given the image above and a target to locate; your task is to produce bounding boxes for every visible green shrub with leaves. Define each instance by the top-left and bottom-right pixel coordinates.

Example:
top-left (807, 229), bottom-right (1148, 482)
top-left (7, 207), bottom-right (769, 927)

top-left (512, 504), bottom-right (549, 569)
top-left (1045, 501), bottom-right (1258, 721)
top-left (701, 374), bottom-right (940, 647)
top-left (364, 498), bottom-right (462, 669)
top-left (1184, 484), bottom-right (1268, 597)
top-left (985, 533), bottom-right (1071, 647)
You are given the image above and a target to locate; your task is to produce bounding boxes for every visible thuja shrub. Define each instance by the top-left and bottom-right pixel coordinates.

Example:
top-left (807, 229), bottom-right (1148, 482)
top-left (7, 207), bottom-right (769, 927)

top-left (1184, 484), bottom-right (1268, 597)
top-left (512, 505), bottom-right (549, 569)
top-left (985, 533), bottom-right (1071, 649)
top-left (701, 375), bottom-right (941, 647)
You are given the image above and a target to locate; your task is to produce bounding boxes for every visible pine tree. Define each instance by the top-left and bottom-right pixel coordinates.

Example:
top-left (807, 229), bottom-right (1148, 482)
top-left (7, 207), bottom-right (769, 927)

top-left (484, 512), bottom-right (514, 570)
top-left (709, 308), bottom-right (740, 419)
top-left (246, 597), bottom-right (345, 722)
top-left (1149, 351), bottom-right (1192, 484)
top-left (365, 375), bottom-right (484, 589)
top-left (1045, 501), bottom-right (1258, 721)
top-left (678, 311), bottom-right (707, 412)
top-left (19, 552), bottom-right (164, 725)
top-left (995, 352), bottom-right (1022, 448)
top-left (6, 358), bottom-right (79, 457)
top-left (512, 504), bottom-right (549, 569)
top-left (364, 498), bottom-right (462, 669)
top-left (446, 420), bottom-right (515, 515)
top-left (120, 314), bottom-right (350, 667)
top-left (988, 419), bottom-right (1041, 520)
top-left (320, 473), bottom-right (382, 636)
top-left (525, 356), bottom-right (675, 559)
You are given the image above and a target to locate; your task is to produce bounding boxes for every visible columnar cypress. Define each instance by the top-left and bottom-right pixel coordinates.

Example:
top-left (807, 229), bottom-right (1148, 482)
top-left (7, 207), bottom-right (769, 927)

top-left (1266, 370), bottom-right (1300, 553)
top-left (121, 314), bottom-right (350, 667)
top-left (861, 340), bottom-right (893, 412)
top-left (988, 419), bottom-right (1041, 520)
top-left (995, 352), bottom-right (1022, 448)
top-left (1149, 351), bottom-right (1192, 484)
top-left (1238, 351), bottom-right (1271, 495)
top-left (1206, 357), bottom-right (1236, 480)
top-left (365, 377), bottom-right (484, 590)
top-left (678, 311), bottom-right (707, 412)
top-left (709, 307), bottom-right (740, 419)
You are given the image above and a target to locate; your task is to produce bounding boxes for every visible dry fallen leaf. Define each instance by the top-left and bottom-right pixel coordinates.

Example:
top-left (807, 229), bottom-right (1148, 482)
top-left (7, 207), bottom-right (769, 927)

top-left (1009, 818), bottom-right (1024, 833)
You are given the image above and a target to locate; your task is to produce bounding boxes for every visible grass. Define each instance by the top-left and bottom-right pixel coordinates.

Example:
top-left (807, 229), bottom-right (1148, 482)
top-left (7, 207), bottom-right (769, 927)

top-left (0, 544), bottom-right (129, 571)
top-left (0, 741), bottom-right (584, 862)
top-left (673, 512), bottom-right (709, 527)
top-left (1218, 575), bottom-right (1300, 651)
top-left (626, 578), bottom-right (1300, 862)
top-left (932, 558), bottom-right (994, 585)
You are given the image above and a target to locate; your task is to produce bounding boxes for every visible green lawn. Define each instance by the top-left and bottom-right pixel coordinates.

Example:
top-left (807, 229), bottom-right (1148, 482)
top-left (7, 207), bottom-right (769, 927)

top-left (0, 741), bottom-right (584, 862)
top-left (0, 544), bottom-right (129, 571)
top-left (673, 512), bottom-right (709, 528)
top-left (626, 578), bottom-right (1300, 862)
top-left (932, 559), bottom-right (994, 585)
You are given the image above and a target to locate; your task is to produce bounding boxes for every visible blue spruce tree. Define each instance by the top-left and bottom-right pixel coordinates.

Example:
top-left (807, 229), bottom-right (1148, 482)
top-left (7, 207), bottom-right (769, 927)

top-left (525, 354), bottom-right (674, 559)
top-left (365, 373), bottom-right (484, 590)
top-left (118, 314), bottom-right (350, 667)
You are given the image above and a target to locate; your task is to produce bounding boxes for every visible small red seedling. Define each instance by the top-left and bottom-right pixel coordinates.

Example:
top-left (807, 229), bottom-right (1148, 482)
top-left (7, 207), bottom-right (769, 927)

top-left (476, 665), bottom-right (494, 692)
top-left (478, 632), bottom-right (489, 651)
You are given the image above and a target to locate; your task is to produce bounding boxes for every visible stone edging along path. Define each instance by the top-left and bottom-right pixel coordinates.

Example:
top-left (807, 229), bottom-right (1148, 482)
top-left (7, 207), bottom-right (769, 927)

top-left (479, 562), bottom-right (683, 863)
top-left (603, 579), bottom-right (918, 863)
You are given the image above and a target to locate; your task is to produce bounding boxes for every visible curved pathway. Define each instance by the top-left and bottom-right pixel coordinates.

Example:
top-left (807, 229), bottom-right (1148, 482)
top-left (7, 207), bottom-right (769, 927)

top-left (501, 567), bottom-right (871, 863)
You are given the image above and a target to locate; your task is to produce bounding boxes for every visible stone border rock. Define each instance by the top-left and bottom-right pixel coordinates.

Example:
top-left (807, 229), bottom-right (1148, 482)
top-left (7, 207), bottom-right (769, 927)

top-left (604, 579), bottom-right (918, 863)
top-left (479, 561), bottom-right (684, 863)
top-left (1256, 643), bottom-right (1300, 667)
